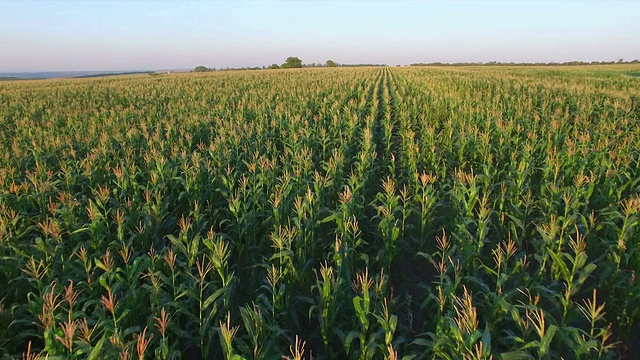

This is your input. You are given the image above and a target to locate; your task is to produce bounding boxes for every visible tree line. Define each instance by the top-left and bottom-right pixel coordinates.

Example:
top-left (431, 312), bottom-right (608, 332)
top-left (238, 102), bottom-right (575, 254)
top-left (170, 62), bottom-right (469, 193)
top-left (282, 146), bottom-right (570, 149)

top-left (192, 57), bottom-right (365, 72)
top-left (410, 59), bottom-right (640, 67)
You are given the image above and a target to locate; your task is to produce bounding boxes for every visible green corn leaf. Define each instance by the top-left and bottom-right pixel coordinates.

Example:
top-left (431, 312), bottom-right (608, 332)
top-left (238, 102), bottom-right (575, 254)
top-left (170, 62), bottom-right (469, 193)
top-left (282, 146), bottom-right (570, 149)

top-left (539, 324), bottom-right (557, 357)
top-left (87, 335), bottom-right (106, 360)
top-left (344, 330), bottom-right (360, 355)
top-left (482, 325), bottom-right (492, 357)
top-left (548, 251), bottom-right (569, 280)
top-left (500, 351), bottom-right (534, 360)
top-left (203, 287), bottom-right (226, 310)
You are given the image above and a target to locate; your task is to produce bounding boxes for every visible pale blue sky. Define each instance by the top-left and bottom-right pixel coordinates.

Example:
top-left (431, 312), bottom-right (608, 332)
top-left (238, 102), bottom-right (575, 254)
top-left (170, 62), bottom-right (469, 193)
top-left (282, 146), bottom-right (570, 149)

top-left (1, 1), bottom-right (639, 71)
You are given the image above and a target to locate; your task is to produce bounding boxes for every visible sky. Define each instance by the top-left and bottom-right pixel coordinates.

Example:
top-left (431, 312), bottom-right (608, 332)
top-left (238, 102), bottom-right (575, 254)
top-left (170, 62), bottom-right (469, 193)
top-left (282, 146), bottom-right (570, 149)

top-left (1, 0), bottom-right (639, 72)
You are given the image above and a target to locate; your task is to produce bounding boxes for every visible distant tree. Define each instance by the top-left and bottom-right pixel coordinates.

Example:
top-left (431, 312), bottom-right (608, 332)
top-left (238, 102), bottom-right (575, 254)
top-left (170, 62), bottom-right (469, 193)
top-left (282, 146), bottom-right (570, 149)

top-left (282, 57), bottom-right (303, 69)
top-left (193, 66), bottom-right (210, 72)
top-left (267, 63), bottom-right (280, 69)
top-left (326, 60), bottom-right (337, 67)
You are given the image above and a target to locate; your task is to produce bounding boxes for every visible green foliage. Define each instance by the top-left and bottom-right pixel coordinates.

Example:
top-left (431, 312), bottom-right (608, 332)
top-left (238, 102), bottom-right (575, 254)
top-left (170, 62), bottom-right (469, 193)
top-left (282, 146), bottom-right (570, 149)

top-left (0, 65), bottom-right (639, 359)
top-left (282, 56), bottom-right (303, 69)
top-left (193, 65), bottom-right (211, 72)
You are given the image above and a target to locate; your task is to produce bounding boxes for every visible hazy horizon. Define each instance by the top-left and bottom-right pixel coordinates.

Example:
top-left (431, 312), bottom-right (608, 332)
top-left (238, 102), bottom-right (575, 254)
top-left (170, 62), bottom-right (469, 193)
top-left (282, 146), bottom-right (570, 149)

top-left (1, 0), bottom-right (639, 72)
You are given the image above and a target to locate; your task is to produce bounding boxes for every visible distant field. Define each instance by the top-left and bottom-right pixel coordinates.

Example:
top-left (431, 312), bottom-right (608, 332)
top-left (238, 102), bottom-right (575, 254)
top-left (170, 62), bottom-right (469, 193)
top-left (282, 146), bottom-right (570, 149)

top-left (0, 70), bottom-right (157, 80)
top-left (0, 66), bottom-right (639, 359)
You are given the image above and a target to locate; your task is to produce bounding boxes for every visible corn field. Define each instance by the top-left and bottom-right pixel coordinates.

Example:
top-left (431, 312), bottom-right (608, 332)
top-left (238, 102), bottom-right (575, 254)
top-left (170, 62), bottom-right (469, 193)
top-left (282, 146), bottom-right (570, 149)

top-left (0, 66), bottom-right (639, 359)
